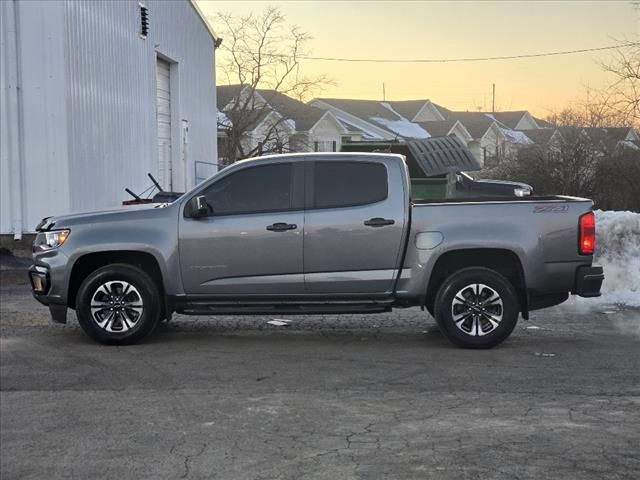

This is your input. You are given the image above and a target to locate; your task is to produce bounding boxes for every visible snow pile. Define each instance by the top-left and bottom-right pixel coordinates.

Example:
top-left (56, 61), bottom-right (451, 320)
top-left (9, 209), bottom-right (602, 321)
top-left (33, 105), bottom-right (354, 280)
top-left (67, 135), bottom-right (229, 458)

top-left (591, 210), bottom-right (640, 307)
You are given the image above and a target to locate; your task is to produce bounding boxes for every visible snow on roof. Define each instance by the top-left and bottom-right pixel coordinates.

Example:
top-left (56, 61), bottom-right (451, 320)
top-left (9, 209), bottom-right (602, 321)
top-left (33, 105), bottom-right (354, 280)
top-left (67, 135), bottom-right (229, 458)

top-left (369, 102), bottom-right (431, 139)
top-left (500, 128), bottom-right (533, 145)
top-left (370, 117), bottom-right (431, 139)
top-left (337, 118), bottom-right (384, 140)
top-left (620, 140), bottom-right (640, 151)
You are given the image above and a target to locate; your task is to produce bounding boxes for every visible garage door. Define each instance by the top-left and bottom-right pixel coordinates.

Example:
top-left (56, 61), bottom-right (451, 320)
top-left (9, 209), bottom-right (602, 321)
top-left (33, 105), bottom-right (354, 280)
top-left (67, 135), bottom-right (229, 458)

top-left (156, 58), bottom-right (172, 190)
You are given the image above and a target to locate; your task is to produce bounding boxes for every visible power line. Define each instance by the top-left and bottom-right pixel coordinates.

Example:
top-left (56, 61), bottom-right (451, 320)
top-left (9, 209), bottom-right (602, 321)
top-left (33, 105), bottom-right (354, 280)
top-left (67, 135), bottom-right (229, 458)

top-left (294, 43), bottom-right (639, 64)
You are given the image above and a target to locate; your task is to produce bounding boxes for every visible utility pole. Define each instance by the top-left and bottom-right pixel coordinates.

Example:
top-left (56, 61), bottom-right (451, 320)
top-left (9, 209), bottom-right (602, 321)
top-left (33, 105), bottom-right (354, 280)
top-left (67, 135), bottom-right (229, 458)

top-left (492, 83), bottom-right (496, 113)
top-left (382, 82), bottom-right (386, 101)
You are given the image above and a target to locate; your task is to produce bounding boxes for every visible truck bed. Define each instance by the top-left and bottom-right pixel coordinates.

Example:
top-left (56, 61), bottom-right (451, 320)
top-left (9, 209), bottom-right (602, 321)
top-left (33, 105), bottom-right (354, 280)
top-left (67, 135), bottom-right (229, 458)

top-left (395, 195), bottom-right (595, 304)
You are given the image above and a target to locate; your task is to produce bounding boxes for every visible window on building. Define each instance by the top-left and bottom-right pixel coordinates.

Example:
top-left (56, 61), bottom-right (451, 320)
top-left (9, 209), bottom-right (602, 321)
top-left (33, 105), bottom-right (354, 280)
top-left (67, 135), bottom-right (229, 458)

top-left (314, 140), bottom-right (337, 152)
top-left (217, 135), bottom-right (229, 163)
top-left (313, 161), bottom-right (387, 209)
top-left (202, 163), bottom-right (292, 215)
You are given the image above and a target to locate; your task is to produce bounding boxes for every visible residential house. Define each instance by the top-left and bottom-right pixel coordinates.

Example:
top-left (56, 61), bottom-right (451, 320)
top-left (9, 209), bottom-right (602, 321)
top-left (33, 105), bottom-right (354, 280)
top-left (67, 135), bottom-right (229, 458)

top-left (217, 86), bottom-right (348, 163)
top-left (517, 128), bottom-right (564, 156)
top-left (582, 127), bottom-right (640, 156)
top-left (484, 111), bottom-right (540, 130)
top-left (310, 98), bottom-right (426, 140)
top-left (428, 111), bottom-right (514, 165)
top-left (311, 98), bottom-right (542, 167)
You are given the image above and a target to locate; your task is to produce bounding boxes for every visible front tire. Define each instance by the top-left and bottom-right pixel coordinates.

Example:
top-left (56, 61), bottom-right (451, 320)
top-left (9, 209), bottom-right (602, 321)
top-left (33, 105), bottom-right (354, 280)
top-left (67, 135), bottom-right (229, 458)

top-left (75, 264), bottom-right (161, 345)
top-left (434, 267), bottom-right (519, 349)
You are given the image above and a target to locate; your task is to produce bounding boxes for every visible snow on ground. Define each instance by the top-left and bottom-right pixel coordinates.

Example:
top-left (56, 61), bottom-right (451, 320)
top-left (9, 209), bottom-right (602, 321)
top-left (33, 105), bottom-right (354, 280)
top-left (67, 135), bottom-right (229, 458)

top-left (587, 210), bottom-right (640, 307)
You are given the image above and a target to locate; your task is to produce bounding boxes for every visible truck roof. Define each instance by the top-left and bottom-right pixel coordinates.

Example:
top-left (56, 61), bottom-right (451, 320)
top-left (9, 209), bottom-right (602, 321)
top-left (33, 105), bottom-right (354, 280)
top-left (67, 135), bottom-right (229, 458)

top-left (235, 151), bottom-right (406, 164)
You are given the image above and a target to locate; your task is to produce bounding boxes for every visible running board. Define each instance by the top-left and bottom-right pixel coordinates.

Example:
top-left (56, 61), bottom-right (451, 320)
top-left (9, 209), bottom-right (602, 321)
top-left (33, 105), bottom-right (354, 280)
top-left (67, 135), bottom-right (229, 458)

top-left (175, 301), bottom-right (392, 316)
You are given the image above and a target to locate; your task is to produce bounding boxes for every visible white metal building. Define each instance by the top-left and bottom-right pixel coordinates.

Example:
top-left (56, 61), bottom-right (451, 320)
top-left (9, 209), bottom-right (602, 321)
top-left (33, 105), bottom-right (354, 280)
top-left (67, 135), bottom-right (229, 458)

top-left (1, 0), bottom-right (219, 237)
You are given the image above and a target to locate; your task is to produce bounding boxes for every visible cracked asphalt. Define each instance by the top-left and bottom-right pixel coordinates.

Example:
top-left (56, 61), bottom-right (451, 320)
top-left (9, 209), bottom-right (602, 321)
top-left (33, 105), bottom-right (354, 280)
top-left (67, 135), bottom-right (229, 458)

top-left (1, 271), bottom-right (639, 479)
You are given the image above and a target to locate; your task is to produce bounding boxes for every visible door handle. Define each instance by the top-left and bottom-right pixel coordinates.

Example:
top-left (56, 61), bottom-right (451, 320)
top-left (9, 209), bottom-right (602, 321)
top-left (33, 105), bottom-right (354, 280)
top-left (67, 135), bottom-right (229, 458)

top-left (266, 222), bottom-right (297, 232)
top-left (364, 217), bottom-right (395, 227)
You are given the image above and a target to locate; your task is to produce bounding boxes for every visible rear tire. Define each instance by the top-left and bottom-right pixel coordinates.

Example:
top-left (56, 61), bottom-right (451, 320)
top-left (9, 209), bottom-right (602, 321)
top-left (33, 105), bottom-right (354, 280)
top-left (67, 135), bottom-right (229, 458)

top-left (434, 267), bottom-right (519, 349)
top-left (75, 264), bottom-right (161, 345)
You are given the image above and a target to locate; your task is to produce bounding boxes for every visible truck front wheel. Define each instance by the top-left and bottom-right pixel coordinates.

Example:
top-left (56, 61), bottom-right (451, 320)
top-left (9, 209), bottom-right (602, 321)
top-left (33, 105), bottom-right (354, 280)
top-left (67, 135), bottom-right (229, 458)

top-left (434, 267), bottom-right (519, 349)
top-left (75, 264), bottom-right (161, 345)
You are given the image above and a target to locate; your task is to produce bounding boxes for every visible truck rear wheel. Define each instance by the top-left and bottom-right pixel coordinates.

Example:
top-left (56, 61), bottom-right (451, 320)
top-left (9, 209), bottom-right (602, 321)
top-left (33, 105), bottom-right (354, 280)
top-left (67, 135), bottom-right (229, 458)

top-left (434, 267), bottom-right (519, 349)
top-left (75, 264), bottom-right (161, 345)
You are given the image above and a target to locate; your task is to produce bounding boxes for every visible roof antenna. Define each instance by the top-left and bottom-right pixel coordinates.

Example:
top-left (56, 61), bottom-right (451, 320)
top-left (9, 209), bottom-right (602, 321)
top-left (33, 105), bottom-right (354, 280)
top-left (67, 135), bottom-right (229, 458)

top-left (492, 83), bottom-right (496, 113)
top-left (382, 82), bottom-right (386, 102)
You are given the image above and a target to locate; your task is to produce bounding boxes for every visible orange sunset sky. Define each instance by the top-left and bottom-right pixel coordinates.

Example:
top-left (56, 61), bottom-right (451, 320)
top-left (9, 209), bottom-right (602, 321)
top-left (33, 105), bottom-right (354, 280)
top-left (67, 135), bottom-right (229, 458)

top-left (197, 1), bottom-right (639, 117)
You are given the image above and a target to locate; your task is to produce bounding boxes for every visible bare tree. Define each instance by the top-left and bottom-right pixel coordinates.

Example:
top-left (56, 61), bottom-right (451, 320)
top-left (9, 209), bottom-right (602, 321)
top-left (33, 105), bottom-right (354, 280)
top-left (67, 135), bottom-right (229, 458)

top-left (213, 7), bottom-right (332, 164)
top-left (488, 40), bottom-right (640, 209)
top-left (542, 41), bottom-right (639, 129)
top-left (593, 149), bottom-right (640, 211)
top-left (599, 40), bottom-right (640, 127)
top-left (545, 94), bottom-right (630, 129)
top-left (491, 135), bottom-right (598, 198)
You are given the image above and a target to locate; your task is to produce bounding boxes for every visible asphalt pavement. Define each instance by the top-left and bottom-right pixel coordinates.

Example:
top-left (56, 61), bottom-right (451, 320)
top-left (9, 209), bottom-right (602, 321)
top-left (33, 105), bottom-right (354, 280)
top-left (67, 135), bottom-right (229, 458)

top-left (1, 268), bottom-right (639, 479)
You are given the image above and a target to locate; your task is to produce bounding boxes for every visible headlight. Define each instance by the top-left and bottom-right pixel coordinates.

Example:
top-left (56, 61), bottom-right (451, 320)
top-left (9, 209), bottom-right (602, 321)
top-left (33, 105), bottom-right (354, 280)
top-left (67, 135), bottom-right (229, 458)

top-left (33, 229), bottom-right (70, 252)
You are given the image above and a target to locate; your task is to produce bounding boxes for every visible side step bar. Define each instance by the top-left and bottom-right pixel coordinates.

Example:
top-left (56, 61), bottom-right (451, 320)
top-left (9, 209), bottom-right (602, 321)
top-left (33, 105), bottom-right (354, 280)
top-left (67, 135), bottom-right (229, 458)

top-left (174, 300), bottom-right (393, 316)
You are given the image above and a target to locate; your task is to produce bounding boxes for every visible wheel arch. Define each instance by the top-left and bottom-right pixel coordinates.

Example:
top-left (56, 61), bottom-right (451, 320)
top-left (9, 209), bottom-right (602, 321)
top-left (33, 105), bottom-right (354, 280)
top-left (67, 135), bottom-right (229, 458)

top-left (67, 251), bottom-right (167, 314)
top-left (425, 248), bottom-right (528, 318)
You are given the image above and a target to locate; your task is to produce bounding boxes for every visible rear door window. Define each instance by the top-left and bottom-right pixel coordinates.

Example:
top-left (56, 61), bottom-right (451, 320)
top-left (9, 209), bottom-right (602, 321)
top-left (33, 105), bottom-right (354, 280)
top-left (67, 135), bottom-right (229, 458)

top-left (313, 161), bottom-right (387, 209)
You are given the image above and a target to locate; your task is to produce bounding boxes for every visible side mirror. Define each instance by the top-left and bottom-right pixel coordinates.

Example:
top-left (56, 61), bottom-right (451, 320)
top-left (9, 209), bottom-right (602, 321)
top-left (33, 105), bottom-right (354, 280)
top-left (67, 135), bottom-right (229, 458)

top-left (191, 195), bottom-right (210, 217)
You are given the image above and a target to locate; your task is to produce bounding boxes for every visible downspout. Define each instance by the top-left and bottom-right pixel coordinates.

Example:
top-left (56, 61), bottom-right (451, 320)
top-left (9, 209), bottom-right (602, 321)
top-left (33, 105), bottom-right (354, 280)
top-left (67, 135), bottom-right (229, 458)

top-left (3, 0), bottom-right (24, 239)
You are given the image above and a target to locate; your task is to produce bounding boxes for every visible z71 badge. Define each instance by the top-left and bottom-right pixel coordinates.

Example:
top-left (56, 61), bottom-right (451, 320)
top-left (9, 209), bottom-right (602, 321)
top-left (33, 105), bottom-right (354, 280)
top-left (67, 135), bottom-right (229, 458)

top-left (533, 205), bottom-right (569, 213)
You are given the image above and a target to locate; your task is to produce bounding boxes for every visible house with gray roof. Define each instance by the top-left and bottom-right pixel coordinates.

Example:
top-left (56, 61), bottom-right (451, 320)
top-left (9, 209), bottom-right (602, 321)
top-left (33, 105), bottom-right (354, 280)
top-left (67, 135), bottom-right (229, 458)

top-left (582, 127), bottom-right (640, 156)
top-left (518, 128), bottom-right (562, 147)
top-left (217, 85), bottom-right (348, 162)
top-left (483, 111), bottom-right (539, 130)
top-left (310, 98), bottom-right (452, 140)
top-left (311, 97), bottom-right (547, 166)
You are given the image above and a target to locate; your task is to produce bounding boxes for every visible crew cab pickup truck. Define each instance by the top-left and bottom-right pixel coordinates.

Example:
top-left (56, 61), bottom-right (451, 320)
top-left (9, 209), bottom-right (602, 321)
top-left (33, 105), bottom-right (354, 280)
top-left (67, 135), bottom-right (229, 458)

top-left (30, 153), bottom-right (604, 348)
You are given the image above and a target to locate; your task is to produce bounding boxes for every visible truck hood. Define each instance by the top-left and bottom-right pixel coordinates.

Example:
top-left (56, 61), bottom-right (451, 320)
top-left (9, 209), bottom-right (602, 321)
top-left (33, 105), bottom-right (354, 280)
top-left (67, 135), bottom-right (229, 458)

top-left (35, 203), bottom-right (172, 231)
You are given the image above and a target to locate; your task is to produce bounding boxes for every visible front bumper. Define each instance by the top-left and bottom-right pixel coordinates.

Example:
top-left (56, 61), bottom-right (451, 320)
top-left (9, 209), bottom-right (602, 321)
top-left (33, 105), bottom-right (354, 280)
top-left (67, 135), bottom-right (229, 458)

top-left (573, 265), bottom-right (604, 298)
top-left (29, 264), bottom-right (68, 323)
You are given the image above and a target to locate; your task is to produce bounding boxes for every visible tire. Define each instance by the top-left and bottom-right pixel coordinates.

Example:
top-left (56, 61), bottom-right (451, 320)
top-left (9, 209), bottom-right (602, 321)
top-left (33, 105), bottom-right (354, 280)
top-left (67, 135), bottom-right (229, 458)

top-left (434, 267), bottom-right (519, 349)
top-left (75, 264), bottom-right (161, 345)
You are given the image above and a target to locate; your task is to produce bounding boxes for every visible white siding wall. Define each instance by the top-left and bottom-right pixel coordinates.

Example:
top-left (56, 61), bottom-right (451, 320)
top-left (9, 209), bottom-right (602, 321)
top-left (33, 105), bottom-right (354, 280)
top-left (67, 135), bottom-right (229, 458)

top-left (65, 0), bottom-right (217, 212)
top-left (0, 0), bottom-right (216, 234)
top-left (515, 114), bottom-right (539, 130)
top-left (309, 114), bottom-right (343, 152)
top-left (1, 1), bottom-right (71, 234)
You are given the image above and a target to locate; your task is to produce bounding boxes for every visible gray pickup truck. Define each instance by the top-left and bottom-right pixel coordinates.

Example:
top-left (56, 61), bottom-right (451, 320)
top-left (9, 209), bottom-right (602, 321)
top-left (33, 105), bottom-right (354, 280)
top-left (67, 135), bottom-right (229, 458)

top-left (29, 153), bottom-right (603, 348)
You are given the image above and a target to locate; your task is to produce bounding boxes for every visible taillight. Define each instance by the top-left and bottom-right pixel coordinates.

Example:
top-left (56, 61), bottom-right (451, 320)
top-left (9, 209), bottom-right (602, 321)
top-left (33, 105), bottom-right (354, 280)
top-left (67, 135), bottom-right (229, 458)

top-left (579, 211), bottom-right (595, 255)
